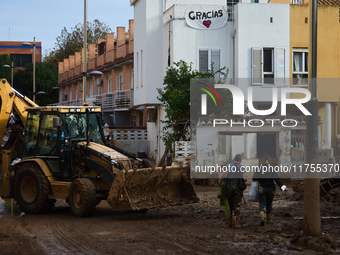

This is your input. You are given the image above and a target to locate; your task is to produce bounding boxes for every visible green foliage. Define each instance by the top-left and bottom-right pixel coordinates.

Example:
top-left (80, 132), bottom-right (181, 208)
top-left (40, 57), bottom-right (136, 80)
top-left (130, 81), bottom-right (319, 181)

top-left (44, 19), bottom-right (112, 66)
top-left (157, 60), bottom-right (231, 150)
top-left (15, 62), bottom-right (58, 105)
top-left (0, 54), bottom-right (13, 82)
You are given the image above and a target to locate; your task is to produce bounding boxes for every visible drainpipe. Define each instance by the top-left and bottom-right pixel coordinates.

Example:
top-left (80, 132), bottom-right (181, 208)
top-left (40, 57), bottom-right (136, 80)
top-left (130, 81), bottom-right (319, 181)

top-left (325, 103), bottom-right (331, 147)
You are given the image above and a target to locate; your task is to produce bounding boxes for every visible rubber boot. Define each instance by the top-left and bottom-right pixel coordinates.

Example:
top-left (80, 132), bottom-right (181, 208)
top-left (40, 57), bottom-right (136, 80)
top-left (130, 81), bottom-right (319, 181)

top-left (267, 214), bottom-right (272, 224)
top-left (260, 211), bottom-right (265, 226)
top-left (234, 216), bottom-right (241, 229)
top-left (228, 217), bottom-right (233, 228)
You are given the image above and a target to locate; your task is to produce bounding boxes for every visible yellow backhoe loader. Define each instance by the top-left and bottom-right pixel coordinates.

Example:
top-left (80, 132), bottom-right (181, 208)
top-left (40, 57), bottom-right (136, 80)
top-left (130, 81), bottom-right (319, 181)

top-left (0, 78), bottom-right (198, 217)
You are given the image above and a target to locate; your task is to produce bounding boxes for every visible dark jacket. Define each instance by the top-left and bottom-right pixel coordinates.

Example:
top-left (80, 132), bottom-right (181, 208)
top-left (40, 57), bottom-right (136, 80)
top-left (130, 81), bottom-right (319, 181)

top-left (252, 162), bottom-right (283, 190)
top-left (226, 163), bottom-right (244, 184)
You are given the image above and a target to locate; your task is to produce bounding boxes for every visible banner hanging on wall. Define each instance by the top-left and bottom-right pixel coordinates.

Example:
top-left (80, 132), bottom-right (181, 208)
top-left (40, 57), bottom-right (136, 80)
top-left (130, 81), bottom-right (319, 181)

top-left (185, 5), bottom-right (228, 30)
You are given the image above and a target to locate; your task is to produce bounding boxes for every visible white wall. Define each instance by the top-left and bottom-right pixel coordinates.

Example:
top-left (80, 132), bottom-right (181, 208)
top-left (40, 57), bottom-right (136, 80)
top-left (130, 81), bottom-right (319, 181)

top-left (234, 3), bottom-right (290, 102)
top-left (133, 0), bottom-right (164, 106)
top-left (163, 4), bottom-right (234, 79)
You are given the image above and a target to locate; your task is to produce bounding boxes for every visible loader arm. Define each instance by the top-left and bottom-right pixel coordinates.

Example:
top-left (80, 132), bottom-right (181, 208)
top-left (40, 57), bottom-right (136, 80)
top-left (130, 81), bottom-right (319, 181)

top-left (0, 78), bottom-right (37, 142)
top-left (1, 78), bottom-right (38, 198)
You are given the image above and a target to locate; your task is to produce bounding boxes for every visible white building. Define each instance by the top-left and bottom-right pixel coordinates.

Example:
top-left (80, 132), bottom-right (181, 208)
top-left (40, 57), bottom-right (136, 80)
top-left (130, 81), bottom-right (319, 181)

top-left (130, 0), bottom-right (292, 163)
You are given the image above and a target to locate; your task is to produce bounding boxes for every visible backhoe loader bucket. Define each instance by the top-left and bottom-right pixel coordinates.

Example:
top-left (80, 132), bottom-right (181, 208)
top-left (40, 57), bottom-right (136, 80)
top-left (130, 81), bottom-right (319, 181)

top-left (107, 165), bottom-right (199, 211)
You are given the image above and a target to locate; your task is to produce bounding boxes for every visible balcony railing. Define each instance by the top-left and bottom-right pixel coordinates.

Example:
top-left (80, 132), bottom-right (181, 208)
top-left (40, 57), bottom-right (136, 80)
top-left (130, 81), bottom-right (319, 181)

top-left (50, 99), bottom-right (83, 106)
top-left (94, 90), bottom-right (131, 110)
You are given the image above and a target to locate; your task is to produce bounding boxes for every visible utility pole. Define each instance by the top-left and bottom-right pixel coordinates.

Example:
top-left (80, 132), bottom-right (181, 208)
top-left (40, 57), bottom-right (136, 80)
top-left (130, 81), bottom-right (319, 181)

top-left (82, 0), bottom-right (87, 105)
top-left (304, 0), bottom-right (321, 237)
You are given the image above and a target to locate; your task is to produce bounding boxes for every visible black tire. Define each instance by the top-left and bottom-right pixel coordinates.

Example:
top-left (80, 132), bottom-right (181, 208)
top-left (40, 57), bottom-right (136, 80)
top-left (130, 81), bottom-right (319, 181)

top-left (69, 178), bottom-right (96, 217)
top-left (15, 163), bottom-right (54, 214)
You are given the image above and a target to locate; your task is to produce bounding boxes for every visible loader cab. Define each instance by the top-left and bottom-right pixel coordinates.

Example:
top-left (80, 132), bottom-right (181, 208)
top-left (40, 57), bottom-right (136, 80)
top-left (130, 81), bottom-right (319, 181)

top-left (22, 106), bottom-right (104, 178)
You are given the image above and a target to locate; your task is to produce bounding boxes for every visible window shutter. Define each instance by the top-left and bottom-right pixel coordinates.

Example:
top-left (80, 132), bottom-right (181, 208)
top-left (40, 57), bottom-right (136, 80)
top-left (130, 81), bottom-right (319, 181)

top-left (211, 49), bottom-right (221, 80)
top-left (116, 76), bottom-right (120, 91)
top-left (211, 49), bottom-right (220, 71)
top-left (108, 76), bottom-right (112, 93)
top-left (275, 48), bottom-right (285, 85)
top-left (252, 47), bottom-right (262, 85)
top-left (199, 49), bottom-right (209, 73)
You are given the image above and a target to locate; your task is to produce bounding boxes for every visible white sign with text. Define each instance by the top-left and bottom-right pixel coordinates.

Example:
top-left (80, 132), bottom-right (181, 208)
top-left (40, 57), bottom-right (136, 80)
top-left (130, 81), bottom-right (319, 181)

top-left (185, 5), bottom-right (228, 30)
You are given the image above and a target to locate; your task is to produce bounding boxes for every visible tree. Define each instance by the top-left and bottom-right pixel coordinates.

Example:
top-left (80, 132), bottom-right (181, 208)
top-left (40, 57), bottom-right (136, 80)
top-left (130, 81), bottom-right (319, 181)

top-left (44, 19), bottom-right (112, 66)
top-left (157, 60), bottom-right (231, 151)
top-left (15, 62), bottom-right (58, 106)
top-left (0, 54), bottom-right (13, 82)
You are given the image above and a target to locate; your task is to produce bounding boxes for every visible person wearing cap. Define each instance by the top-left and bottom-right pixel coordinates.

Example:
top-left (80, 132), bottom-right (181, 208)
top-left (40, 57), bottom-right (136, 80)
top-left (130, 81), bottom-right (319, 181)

top-left (252, 153), bottom-right (286, 226)
top-left (224, 154), bottom-right (246, 228)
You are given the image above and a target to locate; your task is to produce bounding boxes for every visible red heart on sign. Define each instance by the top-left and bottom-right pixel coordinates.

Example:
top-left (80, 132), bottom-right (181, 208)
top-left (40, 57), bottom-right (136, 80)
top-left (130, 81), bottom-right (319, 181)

top-left (203, 20), bottom-right (211, 28)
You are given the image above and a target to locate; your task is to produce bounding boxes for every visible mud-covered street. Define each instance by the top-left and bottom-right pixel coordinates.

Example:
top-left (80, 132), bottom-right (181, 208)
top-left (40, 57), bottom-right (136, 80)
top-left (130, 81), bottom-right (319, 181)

top-left (0, 184), bottom-right (340, 255)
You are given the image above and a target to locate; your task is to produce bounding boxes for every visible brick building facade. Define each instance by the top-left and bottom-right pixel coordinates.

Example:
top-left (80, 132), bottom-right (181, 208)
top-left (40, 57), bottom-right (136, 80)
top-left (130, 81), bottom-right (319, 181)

top-left (0, 40), bottom-right (42, 67)
top-left (56, 20), bottom-right (145, 127)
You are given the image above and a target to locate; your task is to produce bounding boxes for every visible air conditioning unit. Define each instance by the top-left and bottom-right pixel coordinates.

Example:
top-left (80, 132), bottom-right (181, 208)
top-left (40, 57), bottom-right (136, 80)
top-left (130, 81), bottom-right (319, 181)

top-left (147, 107), bottom-right (157, 123)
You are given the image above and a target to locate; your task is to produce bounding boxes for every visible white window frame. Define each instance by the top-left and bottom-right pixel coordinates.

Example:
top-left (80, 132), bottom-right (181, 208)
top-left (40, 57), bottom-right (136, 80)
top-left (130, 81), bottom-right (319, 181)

top-left (197, 47), bottom-right (222, 80)
top-left (98, 84), bottom-right (102, 95)
top-left (116, 71), bottom-right (123, 91)
top-left (90, 81), bottom-right (93, 97)
top-left (107, 75), bottom-right (112, 93)
top-left (292, 48), bottom-right (308, 86)
top-left (136, 52), bottom-right (139, 89)
top-left (131, 67), bottom-right (134, 90)
top-left (251, 47), bottom-right (286, 86)
top-left (263, 48), bottom-right (274, 81)
top-left (76, 85), bottom-right (78, 99)
top-left (141, 50), bottom-right (143, 87)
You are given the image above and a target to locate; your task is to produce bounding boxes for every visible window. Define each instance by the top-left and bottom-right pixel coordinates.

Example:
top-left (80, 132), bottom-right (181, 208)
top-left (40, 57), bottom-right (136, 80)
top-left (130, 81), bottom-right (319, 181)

top-left (116, 71), bottom-right (123, 91)
top-left (69, 88), bottom-right (72, 101)
top-left (263, 48), bottom-right (274, 84)
top-left (107, 76), bottom-right (112, 93)
top-left (131, 67), bottom-right (134, 90)
top-left (36, 114), bottom-right (59, 156)
top-left (291, 0), bottom-right (303, 4)
top-left (136, 52), bottom-right (139, 88)
top-left (90, 82), bottom-right (93, 97)
top-left (10, 54), bottom-right (32, 67)
top-left (141, 50), bottom-right (143, 87)
top-left (76, 85), bottom-right (78, 99)
top-left (252, 47), bottom-right (286, 85)
top-left (227, 0), bottom-right (239, 21)
top-left (98, 85), bottom-right (102, 95)
top-left (198, 48), bottom-right (221, 80)
top-left (293, 49), bottom-right (308, 86)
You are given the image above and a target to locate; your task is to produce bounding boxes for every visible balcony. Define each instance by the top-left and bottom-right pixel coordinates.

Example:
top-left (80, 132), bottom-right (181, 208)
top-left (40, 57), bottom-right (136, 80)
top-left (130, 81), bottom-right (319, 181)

top-left (94, 90), bottom-right (131, 110)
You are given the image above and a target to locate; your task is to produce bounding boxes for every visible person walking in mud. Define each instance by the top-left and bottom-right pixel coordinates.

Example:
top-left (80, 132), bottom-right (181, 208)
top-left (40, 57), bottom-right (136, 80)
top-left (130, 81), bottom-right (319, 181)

top-left (252, 153), bottom-right (286, 226)
top-left (221, 154), bottom-right (247, 228)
